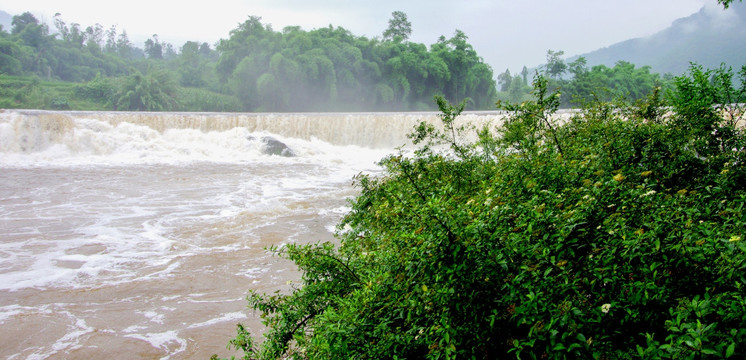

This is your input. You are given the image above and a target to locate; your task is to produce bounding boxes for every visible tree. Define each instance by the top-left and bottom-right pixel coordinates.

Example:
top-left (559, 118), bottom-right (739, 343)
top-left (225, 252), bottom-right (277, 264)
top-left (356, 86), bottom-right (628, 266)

top-left (11, 12), bottom-right (39, 35)
top-left (67, 22), bottom-right (86, 48)
top-left (144, 34), bottom-right (163, 59)
top-left (11, 12), bottom-right (49, 49)
top-left (559, 59), bottom-right (660, 107)
top-left (53, 13), bottom-right (69, 41)
top-left (84, 24), bottom-right (104, 50)
top-left (0, 38), bottom-right (23, 74)
top-left (162, 42), bottom-right (176, 59)
top-left (507, 74), bottom-right (526, 102)
top-left (104, 25), bottom-right (117, 53)
top-left (568, 56), bottom-right (588, 78)
top-left (178, 41), bottom-right (206, 87)
top-left (382, 11), bottom-right (412, 42)
top-left (215, 15), bottom-right (268, 81)
top-left (116, 30), bottom-right (133, 58)
top-left (521, 66), bottom-right (529, 85)
top-left (497, 68), bottom-right (512, 92)
top-left (545, 49), bottom-right (567, 78)
top-left (432, 30), bottom-right (484, 104)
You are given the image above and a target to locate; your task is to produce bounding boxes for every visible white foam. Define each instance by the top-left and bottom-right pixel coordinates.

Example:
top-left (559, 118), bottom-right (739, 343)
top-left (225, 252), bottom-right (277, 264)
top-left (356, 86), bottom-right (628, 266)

top-left (240, 267), bottom-right (270, 279)
top-left (0, 111), bottom-right (396, 168)
top-left (123, 325), bottom-right (148, 333)
top-left (15, 308), bottom-right (94, 360)
top-left (141, 310), bottom-right (166, 324)
top-left (124, 330), bottom-right (187, 360)
top-left (187, 311), bottom-right (247, 329)
top-left (0, 304), bottom-right (32, 323)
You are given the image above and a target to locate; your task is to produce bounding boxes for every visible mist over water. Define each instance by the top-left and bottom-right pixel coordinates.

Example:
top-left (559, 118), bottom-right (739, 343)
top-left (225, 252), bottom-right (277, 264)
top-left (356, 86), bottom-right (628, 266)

top-left (0, 109), bottom-right (505, 359)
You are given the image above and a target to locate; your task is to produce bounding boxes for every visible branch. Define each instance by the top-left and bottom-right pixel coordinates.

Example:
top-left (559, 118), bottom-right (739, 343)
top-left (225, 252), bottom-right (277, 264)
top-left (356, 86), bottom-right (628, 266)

top-left (398, 160), bottom-right (457, 243)
top-left (319, 253), bottom-right (361, 283)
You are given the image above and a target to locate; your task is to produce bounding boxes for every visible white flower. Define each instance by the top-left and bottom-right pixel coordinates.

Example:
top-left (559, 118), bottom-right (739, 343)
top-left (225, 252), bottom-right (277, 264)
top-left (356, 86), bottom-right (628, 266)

top-left (601, 303), bottom-right (611, 313)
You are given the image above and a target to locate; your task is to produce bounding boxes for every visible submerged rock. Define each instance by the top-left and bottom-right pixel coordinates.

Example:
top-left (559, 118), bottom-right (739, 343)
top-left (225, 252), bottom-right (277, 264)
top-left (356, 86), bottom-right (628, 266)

top-left (248, 135), bottom-right (296, 157)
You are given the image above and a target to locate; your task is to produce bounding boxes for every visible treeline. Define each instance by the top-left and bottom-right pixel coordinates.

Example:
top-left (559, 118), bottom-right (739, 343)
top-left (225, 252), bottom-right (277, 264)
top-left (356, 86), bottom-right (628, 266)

top-left (0, 11), bottom-right (497, 111)
top-left (497, 50), bottom-right (666, 107)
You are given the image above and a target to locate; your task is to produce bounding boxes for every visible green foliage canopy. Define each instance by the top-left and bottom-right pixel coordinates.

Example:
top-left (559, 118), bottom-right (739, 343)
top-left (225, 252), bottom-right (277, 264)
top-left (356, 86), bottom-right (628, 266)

top-left (215, 16), bottom-right (496, 111)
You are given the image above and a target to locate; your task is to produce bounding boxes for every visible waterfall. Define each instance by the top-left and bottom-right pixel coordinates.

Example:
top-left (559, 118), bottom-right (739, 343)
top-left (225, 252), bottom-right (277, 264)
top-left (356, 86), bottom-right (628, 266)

top-left (0, 109), bottom-right (511, 155)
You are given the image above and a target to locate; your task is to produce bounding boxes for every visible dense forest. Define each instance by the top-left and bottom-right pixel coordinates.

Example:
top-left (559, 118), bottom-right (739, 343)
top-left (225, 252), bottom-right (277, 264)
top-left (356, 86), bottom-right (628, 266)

top-left (0, 9), bottom-right (684, 112)
top-left (0, 11), bottom-right (498, 111)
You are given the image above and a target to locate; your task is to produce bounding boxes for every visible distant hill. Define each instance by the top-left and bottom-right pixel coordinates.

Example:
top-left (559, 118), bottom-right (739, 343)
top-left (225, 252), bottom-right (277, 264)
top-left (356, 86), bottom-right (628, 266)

top-left (0, 10), bottom-right (13, 32)
top-left (572, 3), bottom-right (746, 75)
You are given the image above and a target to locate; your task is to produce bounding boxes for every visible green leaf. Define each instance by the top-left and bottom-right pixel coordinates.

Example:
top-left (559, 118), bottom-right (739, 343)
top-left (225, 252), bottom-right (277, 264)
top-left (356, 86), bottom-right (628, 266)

top-left (575, 333), bottom-right (586, 343)
top-left (726, 343), bottom-right (735, 358)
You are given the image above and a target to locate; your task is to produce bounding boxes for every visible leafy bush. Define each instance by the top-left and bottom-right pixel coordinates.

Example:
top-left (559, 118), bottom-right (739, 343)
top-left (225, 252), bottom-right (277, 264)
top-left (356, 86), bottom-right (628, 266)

top-left (74, 73), bottom-right (115, 105)
top-left (176, 87), bottom-right (242, 112)
top-left (112, 67), bottom-right (178, 111)
top-left (49, 96), bottom-right (70, 109)
top-left (223, 64), bottom-right (746, 359)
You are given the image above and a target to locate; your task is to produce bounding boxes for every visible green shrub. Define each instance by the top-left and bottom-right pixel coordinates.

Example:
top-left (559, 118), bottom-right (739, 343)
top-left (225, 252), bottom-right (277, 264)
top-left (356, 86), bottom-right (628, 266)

top-left (49, 96), bottom-right (70, 109)
top-left (223, 64), bottom-right (746, 359)
top-left (74, 72), bottom-right (115, 105)
top-left (176, 87), bottom-right (242, 112)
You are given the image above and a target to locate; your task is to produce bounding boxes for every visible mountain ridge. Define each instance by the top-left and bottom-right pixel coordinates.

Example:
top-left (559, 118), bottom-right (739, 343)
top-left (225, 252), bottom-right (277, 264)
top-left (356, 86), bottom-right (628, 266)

top-left (570, 3), bottom-right (746, 75)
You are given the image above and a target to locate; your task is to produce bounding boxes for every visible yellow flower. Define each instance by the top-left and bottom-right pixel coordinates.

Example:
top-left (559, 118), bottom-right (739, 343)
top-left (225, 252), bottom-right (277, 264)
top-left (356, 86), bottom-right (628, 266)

top-left (613, 174), bottom-right (625, 182)
top-left (640, 170), bottom-right (653, 177)
top-left (677, 189), bottom-right (688, 195)
top-left (730, 236), bottom-right (741, 242)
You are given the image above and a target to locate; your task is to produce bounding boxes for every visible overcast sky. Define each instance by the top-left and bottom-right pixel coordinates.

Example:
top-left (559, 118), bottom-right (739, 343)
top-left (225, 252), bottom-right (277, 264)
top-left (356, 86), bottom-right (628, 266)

top-left (2, 0), bottom-right (719, 73)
